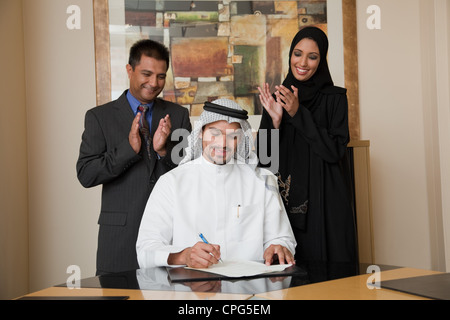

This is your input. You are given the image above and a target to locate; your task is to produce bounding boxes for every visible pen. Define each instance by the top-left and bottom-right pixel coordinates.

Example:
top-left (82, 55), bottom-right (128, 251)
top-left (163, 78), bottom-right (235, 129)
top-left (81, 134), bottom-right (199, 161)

top-left (198, 233), bottom-right (223, 263)
top-left (237, 205), bottom-right (240, 218)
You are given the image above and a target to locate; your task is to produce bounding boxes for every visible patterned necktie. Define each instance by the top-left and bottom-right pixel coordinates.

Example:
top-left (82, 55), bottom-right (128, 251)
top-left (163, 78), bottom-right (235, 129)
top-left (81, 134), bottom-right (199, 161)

top-left (138, 104), bottom-right (152, 160)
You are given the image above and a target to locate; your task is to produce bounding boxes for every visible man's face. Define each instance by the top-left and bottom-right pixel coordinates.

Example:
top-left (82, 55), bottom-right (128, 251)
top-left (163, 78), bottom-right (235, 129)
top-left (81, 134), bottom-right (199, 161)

top-left (202, 120), bottom-right (242, 165)
top-left (126, 55), bottom-right (167, 104)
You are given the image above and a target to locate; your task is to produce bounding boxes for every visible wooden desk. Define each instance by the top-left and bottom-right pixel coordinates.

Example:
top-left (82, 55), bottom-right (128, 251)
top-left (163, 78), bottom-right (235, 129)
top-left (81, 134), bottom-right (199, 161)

top-left (254, 267), bottom-right (443, 300)
top-left (17, 267), bottom-right (443, 300)
top-left (18, 286), bottom-right (253, 300)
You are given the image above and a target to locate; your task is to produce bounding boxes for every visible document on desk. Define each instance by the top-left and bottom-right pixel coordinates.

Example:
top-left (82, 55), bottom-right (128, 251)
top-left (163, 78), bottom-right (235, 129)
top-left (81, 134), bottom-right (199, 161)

top-left (185, 260), bottom-right (293, 278)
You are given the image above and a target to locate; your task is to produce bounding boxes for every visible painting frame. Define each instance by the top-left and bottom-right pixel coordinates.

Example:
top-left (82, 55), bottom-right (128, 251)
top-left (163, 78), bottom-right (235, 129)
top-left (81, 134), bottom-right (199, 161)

top-left (93, 0), bottom-right (360, 140)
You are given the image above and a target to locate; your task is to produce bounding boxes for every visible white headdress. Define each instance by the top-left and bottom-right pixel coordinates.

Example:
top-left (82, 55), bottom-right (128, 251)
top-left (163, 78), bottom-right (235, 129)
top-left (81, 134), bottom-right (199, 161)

top-left (179, 99), bottom-right (258, 167)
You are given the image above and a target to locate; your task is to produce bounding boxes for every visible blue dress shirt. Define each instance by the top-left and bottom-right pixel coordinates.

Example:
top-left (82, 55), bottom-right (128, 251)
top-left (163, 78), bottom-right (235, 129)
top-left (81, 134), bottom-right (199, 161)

top-left (126, 90), bottom-right (154, 133)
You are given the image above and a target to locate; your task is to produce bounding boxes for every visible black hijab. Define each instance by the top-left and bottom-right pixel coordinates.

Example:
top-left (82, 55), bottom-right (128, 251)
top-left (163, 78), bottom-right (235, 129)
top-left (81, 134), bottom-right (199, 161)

top-left (282, 26), bottom-right (334, 107)
top-left (277, 27), bottom-right (334, 231)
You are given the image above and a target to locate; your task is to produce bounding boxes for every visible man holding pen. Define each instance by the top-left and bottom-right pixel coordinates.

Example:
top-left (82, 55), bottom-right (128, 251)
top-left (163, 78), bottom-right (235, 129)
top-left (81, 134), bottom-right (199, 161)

top-left (136, 99), bottom-right (296, 269)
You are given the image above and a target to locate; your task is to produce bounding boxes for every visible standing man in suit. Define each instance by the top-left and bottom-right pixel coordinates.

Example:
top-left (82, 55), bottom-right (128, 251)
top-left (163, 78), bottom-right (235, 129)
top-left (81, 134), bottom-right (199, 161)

top-left (77, 39), bottom-right (191, 275)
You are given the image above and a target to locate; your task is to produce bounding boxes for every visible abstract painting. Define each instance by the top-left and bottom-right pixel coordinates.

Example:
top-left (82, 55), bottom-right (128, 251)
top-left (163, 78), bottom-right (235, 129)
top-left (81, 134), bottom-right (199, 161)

top-left (109, 0), bottom-right (328, 116)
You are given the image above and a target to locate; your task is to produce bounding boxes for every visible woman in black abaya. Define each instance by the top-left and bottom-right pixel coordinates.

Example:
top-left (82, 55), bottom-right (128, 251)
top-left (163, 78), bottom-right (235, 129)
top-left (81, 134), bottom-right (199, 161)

top-left (257, 27), bottom-right (358, 279)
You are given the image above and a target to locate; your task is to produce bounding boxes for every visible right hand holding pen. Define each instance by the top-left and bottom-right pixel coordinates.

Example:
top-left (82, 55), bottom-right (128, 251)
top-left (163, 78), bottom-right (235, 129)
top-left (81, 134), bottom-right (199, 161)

top-left (185, 242), bottom-right (221, 268)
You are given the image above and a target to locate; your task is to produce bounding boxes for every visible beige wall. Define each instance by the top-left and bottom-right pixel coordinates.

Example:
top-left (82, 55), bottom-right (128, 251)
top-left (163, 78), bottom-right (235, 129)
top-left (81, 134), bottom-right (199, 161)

top-left (1, 0), bottom-right (450, 299)
top-left (358, 0), bottom-right (431, 269)
top-left (0, 0), bottom-right (29, 299)
top-left (432, 0), bottom-right (450, 274)
top-left (357, 0), bottom-right (450, 271)
top-left (22, 0), bottom-right (99, 293)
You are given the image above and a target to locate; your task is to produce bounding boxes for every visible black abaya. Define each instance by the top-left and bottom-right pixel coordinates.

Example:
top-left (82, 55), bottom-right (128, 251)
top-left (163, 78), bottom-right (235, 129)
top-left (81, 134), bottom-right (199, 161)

top-left (258, 86), bottom-right (357, 264)
top-left (257, 27), bottom-right (358, 266)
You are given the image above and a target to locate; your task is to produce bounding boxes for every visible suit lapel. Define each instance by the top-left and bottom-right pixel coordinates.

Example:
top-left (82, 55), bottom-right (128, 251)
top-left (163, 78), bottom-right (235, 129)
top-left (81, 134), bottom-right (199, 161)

top-left (150, 99), bottom-right (166, 137)
top-left (148, 99), bottom-right (168, 174)
top-left (113, 94), bottom-right (169, 175)
top-left (113, 90), bottom-right (155, 171)
top-left (113, 90), bottom-right (135, 133)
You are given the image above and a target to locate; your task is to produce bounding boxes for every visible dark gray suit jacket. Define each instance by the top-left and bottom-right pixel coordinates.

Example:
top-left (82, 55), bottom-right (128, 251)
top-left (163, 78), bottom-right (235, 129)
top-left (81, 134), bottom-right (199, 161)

top-left (77, 90), bottom-right (191, 275)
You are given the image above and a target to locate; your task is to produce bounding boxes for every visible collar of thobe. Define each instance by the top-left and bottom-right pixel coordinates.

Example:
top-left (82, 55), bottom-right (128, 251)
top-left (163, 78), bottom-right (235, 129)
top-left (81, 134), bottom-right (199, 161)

top-left (199, 155), bottom-right (234, 175)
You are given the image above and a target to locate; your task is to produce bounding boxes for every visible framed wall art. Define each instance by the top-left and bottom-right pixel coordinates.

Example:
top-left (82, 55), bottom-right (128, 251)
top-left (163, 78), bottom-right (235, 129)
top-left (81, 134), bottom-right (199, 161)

top-left (93, 0), bottom-right (360, 139)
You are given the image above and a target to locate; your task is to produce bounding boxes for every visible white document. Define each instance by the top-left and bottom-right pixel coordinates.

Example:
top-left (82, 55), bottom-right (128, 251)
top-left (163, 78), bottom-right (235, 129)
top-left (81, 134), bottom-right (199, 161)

top-left (185, 260), bottom-right (292, 278)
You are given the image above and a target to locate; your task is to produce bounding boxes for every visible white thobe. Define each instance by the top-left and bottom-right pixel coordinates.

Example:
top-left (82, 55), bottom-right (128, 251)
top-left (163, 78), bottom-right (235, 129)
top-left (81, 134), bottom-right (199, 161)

top-left (136, 156), bottom-right (296, 268)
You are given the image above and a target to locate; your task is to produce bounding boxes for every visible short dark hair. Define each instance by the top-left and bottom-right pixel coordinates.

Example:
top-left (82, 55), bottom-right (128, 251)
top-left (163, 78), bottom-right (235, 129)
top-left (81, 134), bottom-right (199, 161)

top-left (128, 39), bottom-right (170, 70)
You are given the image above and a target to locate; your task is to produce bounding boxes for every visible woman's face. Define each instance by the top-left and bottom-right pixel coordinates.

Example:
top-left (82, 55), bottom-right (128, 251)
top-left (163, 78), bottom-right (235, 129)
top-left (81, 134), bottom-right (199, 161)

top-left (290, 38), bottom-right (321, 82)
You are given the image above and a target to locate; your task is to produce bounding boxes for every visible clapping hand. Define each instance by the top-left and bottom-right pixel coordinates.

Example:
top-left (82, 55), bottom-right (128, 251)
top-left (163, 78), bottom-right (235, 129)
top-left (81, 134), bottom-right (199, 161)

top-left (274, 85), bottom-right (299, 118)
top-left (153, 114), bottom-right (172, 157)
top-left (258, 83), bottom-right (283, 129)
top-left (258, 84), bottom-right (300, 127)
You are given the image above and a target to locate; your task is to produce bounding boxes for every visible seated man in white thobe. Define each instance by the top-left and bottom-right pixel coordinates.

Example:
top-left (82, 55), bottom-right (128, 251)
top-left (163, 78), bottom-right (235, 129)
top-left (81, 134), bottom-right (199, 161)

top-left (136, 99), bottom-right (296, 269)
